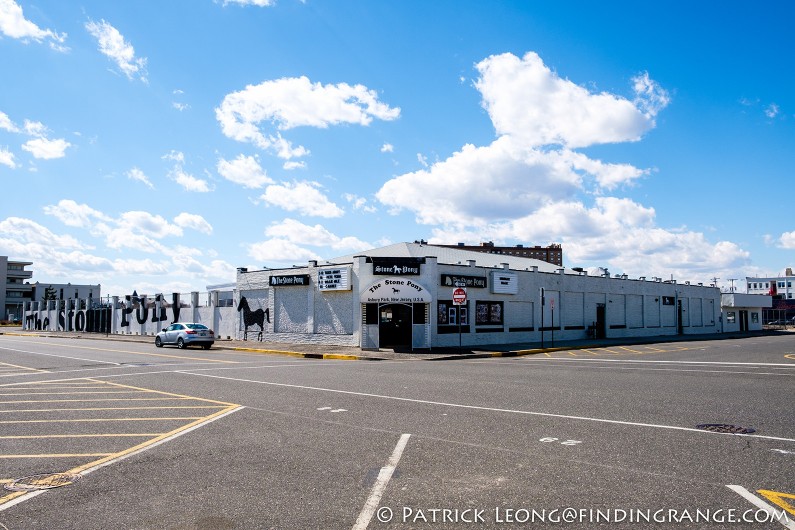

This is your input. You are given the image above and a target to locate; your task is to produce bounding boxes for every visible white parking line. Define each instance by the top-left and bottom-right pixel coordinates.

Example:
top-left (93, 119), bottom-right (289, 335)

top-left (726, 485), bottom-right (795, 529)
top-left (352, 433), bottom-right (411, 530)
top-left (175, 371), bottom-right (795, 443)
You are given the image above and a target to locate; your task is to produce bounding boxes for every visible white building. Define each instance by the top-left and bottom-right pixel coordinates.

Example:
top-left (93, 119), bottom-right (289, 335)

top-left (720, 293), bottom-right (771, 332)
top-left (746, 268), bottom-right (795, 299)
top-left (236, 242), bottom-right (722, 349)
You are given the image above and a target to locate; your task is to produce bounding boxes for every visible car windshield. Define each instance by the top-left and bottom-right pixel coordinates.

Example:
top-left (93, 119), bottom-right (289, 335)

top-left (186, 324), bottom-right (208, 330)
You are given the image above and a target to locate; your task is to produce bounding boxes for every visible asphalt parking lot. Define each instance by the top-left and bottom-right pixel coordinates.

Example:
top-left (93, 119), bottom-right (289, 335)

top-left (0, 331), bottom-right (793, 529)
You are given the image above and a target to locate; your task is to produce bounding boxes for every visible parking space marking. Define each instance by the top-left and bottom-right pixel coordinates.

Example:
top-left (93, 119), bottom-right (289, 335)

top-left (538, 345), bottom-right (696, 358)
top-left (0, 378), bottom-right (242, 509)
top-left (0, 340), bottom-right (239, 364)
top-left (727, 485), bottom-right (795, 529)
top-left (0, 362), bottom-right (49, 376)
top-left (757, 489), bottom-right (795, 516)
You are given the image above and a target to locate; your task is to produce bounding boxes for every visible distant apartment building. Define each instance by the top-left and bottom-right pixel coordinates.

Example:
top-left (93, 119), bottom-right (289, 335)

top-left (1, 257), bottom-right (32, 321)
top-left (30, 282), bottom-right (102, 304)
top-left (437, 241), bottom-right (563, 266)
top-left (746, 268), bottom-right (795, 299)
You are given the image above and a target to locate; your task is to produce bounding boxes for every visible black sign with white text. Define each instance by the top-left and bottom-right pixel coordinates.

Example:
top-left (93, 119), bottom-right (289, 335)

top-left (269, 274), bottom-right (310, 286)
top-left (370, 257), bottom-right (423, 276)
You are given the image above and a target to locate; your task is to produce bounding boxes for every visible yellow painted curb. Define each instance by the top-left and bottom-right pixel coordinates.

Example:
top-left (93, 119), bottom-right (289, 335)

top-left (231, 347), bottom-right (305, 358)
top-left (323, 354), bottom-right (359, 361)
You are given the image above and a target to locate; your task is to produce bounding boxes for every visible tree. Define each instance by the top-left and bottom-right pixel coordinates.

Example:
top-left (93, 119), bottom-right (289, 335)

top-left (41, 286), bottom-right (57, 302)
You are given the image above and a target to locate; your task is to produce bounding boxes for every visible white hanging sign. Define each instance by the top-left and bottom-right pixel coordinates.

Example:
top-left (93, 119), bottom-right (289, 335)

top-left (361, 278), bottom-right (432, 303)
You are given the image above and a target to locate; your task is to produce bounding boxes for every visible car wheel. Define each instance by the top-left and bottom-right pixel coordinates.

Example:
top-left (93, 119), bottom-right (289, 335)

top-left (155, 336), bottom-right (163, 348)
top-left (203, 344), bottom-right (211, 350)
top-left (177, 338), bottom-right (185, 349)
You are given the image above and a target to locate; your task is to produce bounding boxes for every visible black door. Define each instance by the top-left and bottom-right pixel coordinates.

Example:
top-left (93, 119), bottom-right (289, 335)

top-left (379, 304), bottom-right (412, 349)
top-left (595, 304), bottom-right (606, 339)
top-left (740, 310), bottom-right (749, 331)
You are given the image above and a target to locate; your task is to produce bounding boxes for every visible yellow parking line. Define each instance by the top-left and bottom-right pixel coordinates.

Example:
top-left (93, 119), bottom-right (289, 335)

top-left (0, 453), bottom-right (113, 459)
top-left (0, 405), bottom-right (227, 413)
top-left (618, 346), bottom-right (643, 354)
top-left (0, 434), bottom-right (162, 439)
top-left (0, 397), bottom-right (192, 404)
top-left (0, 417), bottom-right (204, 424)
top-left (0, 387), bottom-right (143, 396)
top-left (0, 362), bottom-right (48, 373)
top-left (93, 379), bottom-right (238, 406)
top-left (0, 378), bottom-right (242, 508)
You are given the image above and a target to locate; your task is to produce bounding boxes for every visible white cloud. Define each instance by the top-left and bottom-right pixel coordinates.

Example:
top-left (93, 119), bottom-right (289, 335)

top-left (378, 137), bottom-right (581, 226)
top-left (116, 211), bottom-right (183, 239)
top-left (765, 103), bottom-right (780, 119)
top-left (475, 51), bottom-right (662, 149)
top-left (0, 216), bottom-right (87, 250)
top-left (376, 50), bottom-right (747, 283)
top-left (0, 0), bottom-right (67, 50)
top-left (282, 160), bottom-right (306, 170)
top-left (381, 143), bottom-right (394, 153)
top-left (172, 102), bottom-right (190, 112)
top-left (632, 72), bottom-right (671, 118)
top-left (126, 167), bottom-right (154, 189)
top-left (43, 199), bottom-right (111, 228)
top-left (169, 165), bottom-right (211, 192)
top-left (778, 231), bottom-right (795, 249)
top-left (259, 181), bottom-right (344, 218)
top-left (162, 150), bottom-right (185, 163)
top-left (344, 193), bottom-right (377, 213)
top-left (85, 19), bottom-right (147, 82)
top-left (23, 119), bottom-right (47, 137)
top-left (0, 146), bottom-right (16, 168)
top-left (248, 218), bottom-right (371, 263)
top-left (174, 212), bottom-right (213, 235)
top-left (0, 111), bottom-right (19, 132)
top-left (215, 76), bottom-right (400, 159)
top-left (217, 154), bottom-right (273, 188)
top-left (21, 137), bottom-right (70, 159)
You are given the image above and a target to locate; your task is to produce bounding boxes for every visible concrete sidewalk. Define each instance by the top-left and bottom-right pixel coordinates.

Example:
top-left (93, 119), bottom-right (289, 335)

top-left (1, 327), bottom-right (785, 362)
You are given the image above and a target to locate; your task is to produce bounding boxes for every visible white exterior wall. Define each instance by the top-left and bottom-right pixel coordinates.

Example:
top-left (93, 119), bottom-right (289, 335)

top-left (720, 293), bottom-right (770, 332)
top-left (235, 261), bottom-right (360, 346)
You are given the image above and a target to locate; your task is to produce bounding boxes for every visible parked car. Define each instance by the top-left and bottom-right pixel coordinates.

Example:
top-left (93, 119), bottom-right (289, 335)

top-left (155, 322), bottom-right (214, 349)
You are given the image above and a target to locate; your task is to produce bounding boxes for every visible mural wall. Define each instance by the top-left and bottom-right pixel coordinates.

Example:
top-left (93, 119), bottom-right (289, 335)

top-left (23, 291), bottom-right (238, 340)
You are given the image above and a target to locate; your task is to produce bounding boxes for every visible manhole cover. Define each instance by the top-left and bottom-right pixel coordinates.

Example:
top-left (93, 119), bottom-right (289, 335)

top-left (4, 473), bottom-right (81, 492)
top-left (696, 423), bottom-right (756, 434)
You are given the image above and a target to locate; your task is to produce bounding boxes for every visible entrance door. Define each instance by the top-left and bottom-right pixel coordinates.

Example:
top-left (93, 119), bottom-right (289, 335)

top-left (740, 310), bottom-right (749, 331)
top-left (379, 304), bottom-right (412, 349)
top-left (595, 304), bottom-right (606, 339)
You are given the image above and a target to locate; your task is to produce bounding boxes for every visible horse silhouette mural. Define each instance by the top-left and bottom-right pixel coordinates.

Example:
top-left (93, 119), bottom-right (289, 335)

top-left (237, 296), bottom-right (270, 341)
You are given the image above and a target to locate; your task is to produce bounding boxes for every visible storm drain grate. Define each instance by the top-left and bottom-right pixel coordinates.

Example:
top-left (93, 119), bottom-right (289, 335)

top-left (4, 472), bottom-right (81, 492)
top-left (696, 423), bottom-right (756, 434)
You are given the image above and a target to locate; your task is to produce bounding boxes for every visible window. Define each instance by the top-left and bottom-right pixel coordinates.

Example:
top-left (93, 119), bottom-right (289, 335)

top-left (726, 312), bottom-right (736, 324)
top-left (779, 282), bottom-right (785, 288)
top-left (751, 313), bottom-right (759, 323)
top-left (476, 301), bottom-right (503, 325)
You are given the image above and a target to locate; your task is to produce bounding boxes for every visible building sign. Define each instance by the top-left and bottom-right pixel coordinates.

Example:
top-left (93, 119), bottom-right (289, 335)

top-left (361, 279), bottom-right (432, 303)
top-left (318, 267), bottom-right (351, 291)
top-left (490, 271), bottom-right (518, 294)
top-left (269, 274), bottom-right (310, 287)
top-left (441, 274), bottom-right (487, 288)
top-left (370, 257), bottom-right (423, 276)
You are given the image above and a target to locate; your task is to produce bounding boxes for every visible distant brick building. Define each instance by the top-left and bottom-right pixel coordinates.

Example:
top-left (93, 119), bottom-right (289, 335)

top-left (437, 242), bottom-right (563, 266)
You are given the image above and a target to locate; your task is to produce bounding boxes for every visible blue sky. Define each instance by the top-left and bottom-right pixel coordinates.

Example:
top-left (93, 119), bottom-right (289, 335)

top-left (1, 0), bottom-right (793, 296)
